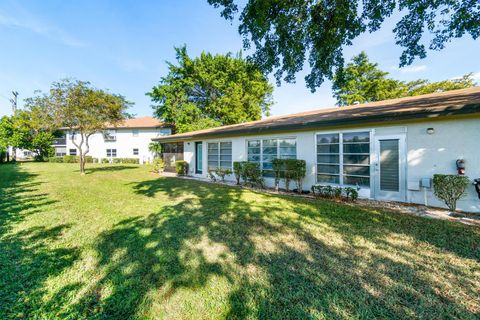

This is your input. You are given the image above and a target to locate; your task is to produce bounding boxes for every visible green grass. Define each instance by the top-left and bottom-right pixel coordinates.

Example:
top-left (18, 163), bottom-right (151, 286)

top-left (0, 162), bottom-right (479, 319)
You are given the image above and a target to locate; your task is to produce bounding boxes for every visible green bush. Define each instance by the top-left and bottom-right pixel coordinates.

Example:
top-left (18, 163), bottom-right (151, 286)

top-left (311, 185), bottom-right (359, 201)
top-left (242, 162), bottom-right (264, 188)
top-left (63, 155), bottom-right (78, 163)
top-left (272, 159), bottom-right (306, 193)
top-left (0, 148), bottom-right (7, 163)
top-left (433, 174), bottom-right (470, 212)
top-left (175, 160), bottom-right (188, 175)
top-left (48, 157), bottom-right (64, 163)
top-left (112, 158), bottom-right (139, 164)
top-left (214, 168), bottom-right (232, 182)
top-left (207, 169), bottom-right (217, 182)
top-left (233, 162), bottom-right (243, 185)
top-left (101, 158), bottom-right (110, 164)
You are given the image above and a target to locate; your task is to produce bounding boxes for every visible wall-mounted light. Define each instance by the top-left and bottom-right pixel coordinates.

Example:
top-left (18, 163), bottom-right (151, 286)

top-left (426, 127), bottom-right (435, 135)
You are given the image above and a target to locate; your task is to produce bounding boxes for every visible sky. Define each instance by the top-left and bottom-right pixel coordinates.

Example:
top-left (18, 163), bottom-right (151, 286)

top-left (0, 0), bottom-right (479, 118)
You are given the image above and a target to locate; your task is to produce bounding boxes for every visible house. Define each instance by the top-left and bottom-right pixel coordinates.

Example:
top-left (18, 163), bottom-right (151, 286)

top-left (54, 117), bottom-right (173, 163)
top-left (152, 87), bottom-right (480, 213)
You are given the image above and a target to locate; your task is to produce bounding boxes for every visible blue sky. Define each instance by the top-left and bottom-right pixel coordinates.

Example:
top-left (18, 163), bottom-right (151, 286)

top-left (0, 0), bottom-right (479, 118)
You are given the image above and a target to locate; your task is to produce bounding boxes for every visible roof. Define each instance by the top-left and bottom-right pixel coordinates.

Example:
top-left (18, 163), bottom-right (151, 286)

top-left (107, 116), bottom-right (171, 129)
top-left (152, 87), bottom-right (480, 142)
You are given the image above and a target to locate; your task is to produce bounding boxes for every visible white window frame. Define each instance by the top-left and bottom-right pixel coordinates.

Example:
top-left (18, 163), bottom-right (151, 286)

top-left (315, 130), bottom-right (373, 188)
top-left (207, 140), bottom-right (233, 170)
top-left (69, 148), bottom-right (77, 156)
top-left (245, 136), bottom-right (297, 177)
top-left (106, 148), bottom-right (117, 158)
top-left (133, 148), bottom-right (139, 156)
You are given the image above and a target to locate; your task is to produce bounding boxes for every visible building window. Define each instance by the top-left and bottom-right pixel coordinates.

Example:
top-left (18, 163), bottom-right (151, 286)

top-left (157, 128), bottom-right (172, 136)
top-left (69, 149), bottom-right (77, 156)
top-left (55, 147), bottom-right (67, 157)
top-left (207, 142), bottom-right (232, 170)
top-left (132, 130), bottom-right (139, 137)
top-left (247, 138), bottom-right (297, 177)
top-left (103, 129), bottom-right (116, 141)
top-left (133, 148), bottom-right (139, 155)
top-left (106, 149), bottom-right (117, 158)
top-left (316, 131), bottom-right (370, 187)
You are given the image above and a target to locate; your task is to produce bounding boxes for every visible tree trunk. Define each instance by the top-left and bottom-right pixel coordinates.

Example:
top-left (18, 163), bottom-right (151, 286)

top-left (12, 147), bottom-right (16, 161)
top-left (79, 155), bottom-right (85, 175)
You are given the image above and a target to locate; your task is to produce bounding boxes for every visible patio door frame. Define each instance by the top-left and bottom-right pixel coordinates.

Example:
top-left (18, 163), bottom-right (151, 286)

top-left (373, 134), bottom-right (407, 202)
top-left (195, 141), bottom-right (203, 174)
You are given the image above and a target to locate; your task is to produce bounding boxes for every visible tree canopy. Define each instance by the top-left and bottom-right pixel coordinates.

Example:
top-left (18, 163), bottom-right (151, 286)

top-left (332, 52), bottom-right (477, 106)
top-left (26, 79), bottom-right (132, 174)
top-left (147, 46), bottom-right (273, 133)
top-left (208, 0), bottom-right (480, 92)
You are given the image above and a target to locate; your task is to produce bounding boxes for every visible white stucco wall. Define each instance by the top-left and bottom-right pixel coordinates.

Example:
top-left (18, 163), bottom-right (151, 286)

top-left (182, 116), bottom-right (480, 213)
top-left (66, 127), bottom-right (171, 164)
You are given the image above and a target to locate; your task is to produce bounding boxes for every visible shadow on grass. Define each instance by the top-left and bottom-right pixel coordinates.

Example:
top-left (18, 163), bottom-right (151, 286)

top-left (81, 165), bottom-right (140, 175)
top-left (48, 177), bottom-right (480, 318)
top-left (0, 164), bottom-right (79, 319)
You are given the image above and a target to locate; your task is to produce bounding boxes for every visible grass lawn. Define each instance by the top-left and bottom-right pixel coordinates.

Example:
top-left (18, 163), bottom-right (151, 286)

top-left (0, 162), bottom-right (479, 319)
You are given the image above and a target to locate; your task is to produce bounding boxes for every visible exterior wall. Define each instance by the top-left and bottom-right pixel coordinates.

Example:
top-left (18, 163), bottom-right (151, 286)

top-left (66, 127), bottom-right (171, 164)
top-left (182, 117), bottom-right (480, 213)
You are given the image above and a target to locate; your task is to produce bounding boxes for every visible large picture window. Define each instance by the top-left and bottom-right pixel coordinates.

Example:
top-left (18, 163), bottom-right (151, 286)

top-left (316, 131), bottom-right (370, 187)
top-left (207, 142), bottom-right (232, 170)
top-left (247, 138), bottom-right (296, 177)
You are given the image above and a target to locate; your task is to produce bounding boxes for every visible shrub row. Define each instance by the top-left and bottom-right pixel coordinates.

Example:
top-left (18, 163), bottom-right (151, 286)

top-left (272, 159), bottom-right (306, 193)
top-left (311, 185), bottom-right (359, 201)
top-left (208, 168), bottom-right (232, 182)
top-left (152, 159), bottom-right (165, 173)
top-left (48, 156), bottom-right (139, 164)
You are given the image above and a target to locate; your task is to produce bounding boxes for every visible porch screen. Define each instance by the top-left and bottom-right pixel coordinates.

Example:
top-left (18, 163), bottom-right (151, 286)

top-left (317, 132), bottom-right (370, 187)
top-left (207, 142), bottom-right (232, 170)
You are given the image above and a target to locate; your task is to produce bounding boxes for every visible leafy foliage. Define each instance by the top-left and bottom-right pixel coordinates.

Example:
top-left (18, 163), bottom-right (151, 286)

top-left (333, 52), bottom-right (476, 105)
top-left (148, 46), bottom-right (273, 133)
top-left (233, 161), bottom-right (243, 185)
top-left (152, 159), bottom-right (165, 173)
top-left (272, 159), bottom-right (307, 193)
top-left (209, 0), bottom-right (480, 91)
top-left (312, 185), bottom-right (359, 201)
top-left (148, 142), bottom-right (163, 159)
top-left (175, 160), bottom-right (189, 175)
top-left (232, 161), bottom-right (264, 188)
top-left (433, 174), bottom-right (470, 212)
top-left (25, 79), bottom-right (131, 174)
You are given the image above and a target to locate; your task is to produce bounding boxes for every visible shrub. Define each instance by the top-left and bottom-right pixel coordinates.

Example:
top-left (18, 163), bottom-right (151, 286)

top-left (344, 187), bottom-right (359, 201)
top-left (101, 158), bottom-right (110, 164)
top-left (112, 158), bottom-right (139, 164)
top-left (242, 162), bottom-right (264, 188)
top-left (271, 159), bottom-right (284, 191)
top-left (207, 169), bottom-right (217, 182)
top-left (292, 160), bottom-right (306, 193)
top-left (152, 159), bottom-right (164, 173)
top-left (175, 160), bottom-right (188, 175)
top-left (233, 161), bottom-right (243, 185)
top-left (48, 157), bottom-right (64, 163)
top-left (311, 185), bottom-right (359, 201)
top-left (63, 155), bottom-right (78, 163)
top-left (433, 174), bottom-right (470, 212)
top-left (214, 168), bottom-right (232, 182)
top-left (0, 148), bottom-right (6, 163)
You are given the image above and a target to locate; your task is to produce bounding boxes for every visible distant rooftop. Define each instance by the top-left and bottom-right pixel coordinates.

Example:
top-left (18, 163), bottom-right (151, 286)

top-left (108, 116), bottom-right (171, 129)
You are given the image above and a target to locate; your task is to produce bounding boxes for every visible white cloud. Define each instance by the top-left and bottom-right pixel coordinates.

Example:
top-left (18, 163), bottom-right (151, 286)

top-left (0, 11), bottom-right (85, 47)
top-left (398, 65), bottom-right (427, 74)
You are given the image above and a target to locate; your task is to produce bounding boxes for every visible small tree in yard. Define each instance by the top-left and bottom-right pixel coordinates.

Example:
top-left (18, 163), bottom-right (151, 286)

top-left (433, 174), bottom-right (470, 212)
top-left (27, 79), bottom-right (131, 174)
top-left (149, 142), bottom-right (162, 159)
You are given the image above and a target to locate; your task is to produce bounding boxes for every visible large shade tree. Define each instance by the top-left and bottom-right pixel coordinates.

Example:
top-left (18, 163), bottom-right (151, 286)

top-left (208, 0), bottom-right (480, 91)
top-left (28, 79), bottom-right (132, 174)
top-left (332, 52), bottom-right (477, 106)
top-left (148, 46), bottom-right (273, 133)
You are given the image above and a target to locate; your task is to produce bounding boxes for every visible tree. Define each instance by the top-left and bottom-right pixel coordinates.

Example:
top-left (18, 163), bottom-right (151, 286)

top-left (27, 79), bottom-right (132, 174)
top-left (333, 52), bottom-right (477, 105)
top-left (208, 0), bottom-right (480, 91)
top-left (147, 46), bottom-right (273, 133)
top-left (0, 116), bottom-right (13, 162)
top-left (148, 142), bottom-right (162, 159)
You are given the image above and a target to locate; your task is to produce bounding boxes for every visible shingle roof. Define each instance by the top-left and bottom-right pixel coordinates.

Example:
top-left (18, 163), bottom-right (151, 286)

top-left (152, 87), bottom-right (480, 142)
top-left (107, 116), bottom-right (171, 129)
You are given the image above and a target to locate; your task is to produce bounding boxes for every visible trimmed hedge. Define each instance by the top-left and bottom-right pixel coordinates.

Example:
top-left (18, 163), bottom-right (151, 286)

top-left (175, 160), bottom-right (188, 175)
top-left (112, 158), bottom-right (139, 164)
top-left (433, 174), bottom-right (470, 212)
top-left (62, 155), bottom-right (94, 163)
top-left (232, 161), bottom-right (264, 188)
top-left (272, 159), bottom-right (306, 193)
top-left (311, 185), bottom-right (359, 201)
